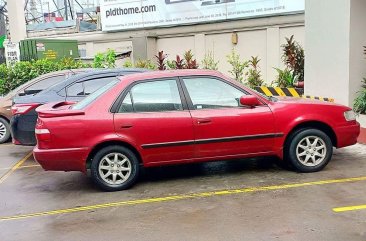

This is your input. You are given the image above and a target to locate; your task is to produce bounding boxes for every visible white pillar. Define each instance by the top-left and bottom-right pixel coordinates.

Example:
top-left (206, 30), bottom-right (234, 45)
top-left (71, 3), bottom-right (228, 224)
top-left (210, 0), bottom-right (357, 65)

top-left (194, 34), bottom-right (206, 62)
top-left (305, 0), bottom-right (366, 106)
top-left (266, 27), bottom-right (280, 85)
top-left (8, 0), bottom-right (27, 43)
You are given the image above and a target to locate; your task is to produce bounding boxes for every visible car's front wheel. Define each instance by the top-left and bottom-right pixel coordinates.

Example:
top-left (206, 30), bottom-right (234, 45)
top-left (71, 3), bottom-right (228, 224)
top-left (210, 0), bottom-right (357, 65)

top-left (0, 118), bottom-right (11, 144)
top-left (285, 128), bottom-right (333, 173)
top-left (91, 146), bottom-right (140, 191)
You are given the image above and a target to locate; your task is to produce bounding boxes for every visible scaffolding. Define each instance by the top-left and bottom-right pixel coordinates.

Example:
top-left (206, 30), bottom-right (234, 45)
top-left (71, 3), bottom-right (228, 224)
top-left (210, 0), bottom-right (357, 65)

top-left (24, 0), bottom-right (99, 24)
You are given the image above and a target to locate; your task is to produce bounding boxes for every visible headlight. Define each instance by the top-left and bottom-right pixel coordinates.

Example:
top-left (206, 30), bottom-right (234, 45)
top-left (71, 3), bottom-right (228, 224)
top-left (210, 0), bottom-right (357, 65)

top-left (344, 110), bottom-right (356, 121)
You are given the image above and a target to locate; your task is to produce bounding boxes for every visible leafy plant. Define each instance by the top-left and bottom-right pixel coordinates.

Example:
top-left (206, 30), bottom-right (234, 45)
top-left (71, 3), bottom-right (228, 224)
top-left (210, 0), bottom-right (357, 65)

top-left (353, 46), bottom-right (366, 114)
top-left (0, 58), bottom-right (87, 96)
top-left (173, 55), bottom-right (185, 69)
top-left (93, 49), bottom-right (116, 68)
top-left (134, 59), bottom-right (157, 70)
top-left (155, 51), bottom-right (168, 70)
top-left (183, 50), bottom-right (198, 69)
top-left (353, 78), bottom-right (366, 114)
top-left (227, 49), bottom-right (248, 83)
top-left (202, 51), bottom-right (219, 70)
top-left (272, 68), bottom-right (295, 88)
top-left (122, 59), bottom-right (134, 68)
top-left (282, 35), bottom-right (305, 83)
top-left (246, 56), bottom-right (264, 88)
top-left (166, 60), bottom-right (176, 70)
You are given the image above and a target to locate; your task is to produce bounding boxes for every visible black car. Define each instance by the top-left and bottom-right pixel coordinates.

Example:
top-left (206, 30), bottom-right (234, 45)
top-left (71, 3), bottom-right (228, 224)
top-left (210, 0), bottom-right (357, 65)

top-left (11, 68), bottom-right (149, 146)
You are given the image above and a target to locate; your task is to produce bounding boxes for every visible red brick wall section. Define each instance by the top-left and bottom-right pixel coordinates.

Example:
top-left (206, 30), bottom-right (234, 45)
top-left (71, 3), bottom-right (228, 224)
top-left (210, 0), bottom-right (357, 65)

top-left (358, 127), bottom-right (366, 144)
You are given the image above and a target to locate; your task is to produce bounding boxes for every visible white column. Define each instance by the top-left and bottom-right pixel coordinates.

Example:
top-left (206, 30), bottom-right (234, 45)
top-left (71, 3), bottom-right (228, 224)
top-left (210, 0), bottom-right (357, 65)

top-left (194, 34), bottom-right (206, 62)
top-left (266, 27), bottom-right (280, 85)
top-left (305, 0), bottom-right (366, 106)
top-left (8, 0), bottom-right (27, 43)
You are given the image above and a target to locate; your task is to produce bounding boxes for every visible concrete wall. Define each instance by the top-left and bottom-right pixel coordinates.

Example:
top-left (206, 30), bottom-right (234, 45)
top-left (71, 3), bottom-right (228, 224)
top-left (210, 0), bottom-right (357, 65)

top-left (305, 0), bottom-right (366, 106)
top-left (39, 14), bottom-right (304, 85)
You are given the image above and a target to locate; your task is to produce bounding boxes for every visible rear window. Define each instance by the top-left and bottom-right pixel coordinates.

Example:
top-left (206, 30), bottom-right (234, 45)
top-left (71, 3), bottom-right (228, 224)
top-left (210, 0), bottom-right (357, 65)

top-left (72, 80), bottom-right (119, 110)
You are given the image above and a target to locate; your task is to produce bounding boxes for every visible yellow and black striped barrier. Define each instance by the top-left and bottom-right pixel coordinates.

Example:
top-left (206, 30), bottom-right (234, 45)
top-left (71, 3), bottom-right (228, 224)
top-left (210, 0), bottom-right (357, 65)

top-left (254, 86), bottom-right (334, 102)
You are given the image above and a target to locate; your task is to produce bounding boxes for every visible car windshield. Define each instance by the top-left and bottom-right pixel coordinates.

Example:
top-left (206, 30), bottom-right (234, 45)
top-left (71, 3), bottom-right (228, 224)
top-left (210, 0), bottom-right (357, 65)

top-left (72, 80), bottom-right (119, 110)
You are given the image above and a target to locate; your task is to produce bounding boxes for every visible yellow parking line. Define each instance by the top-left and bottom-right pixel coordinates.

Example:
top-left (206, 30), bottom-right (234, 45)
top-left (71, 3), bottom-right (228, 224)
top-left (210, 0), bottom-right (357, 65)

top-left (0, 143), bottom-right (14, 147)
top-left (333, 204), bottom-right (366, 213)
top-left (0, 164), bottom-right (40, 171)
top-left (1, 175), bottom-right (366, 222)
top-left (0, 152), bottom-right (33, 184)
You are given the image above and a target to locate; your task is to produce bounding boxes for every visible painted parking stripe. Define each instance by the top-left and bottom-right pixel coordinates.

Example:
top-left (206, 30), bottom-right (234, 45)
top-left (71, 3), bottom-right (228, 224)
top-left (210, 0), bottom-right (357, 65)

top-left (0, 164), bottom-right (41, 171)
top-left (0, 152), bottom-right (33, 184)
top-left (1, 175), bottom-right (366, 222)
top-left (333, 204), bottom-right (366, 213)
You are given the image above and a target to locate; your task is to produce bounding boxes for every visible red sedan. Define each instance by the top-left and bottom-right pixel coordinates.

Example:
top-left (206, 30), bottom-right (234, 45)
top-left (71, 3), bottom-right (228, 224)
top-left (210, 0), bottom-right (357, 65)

top-left (34, 70), bottom-right (360, 191)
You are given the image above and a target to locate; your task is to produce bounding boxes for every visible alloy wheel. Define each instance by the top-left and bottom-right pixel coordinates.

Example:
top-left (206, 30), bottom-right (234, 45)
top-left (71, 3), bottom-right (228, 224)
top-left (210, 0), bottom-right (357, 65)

top-left (296, 136), bottom-right (327, 167)
top-left (98, 153), bottom-right (132, 185)
top-left (0, 122), bottom-right (6, 140)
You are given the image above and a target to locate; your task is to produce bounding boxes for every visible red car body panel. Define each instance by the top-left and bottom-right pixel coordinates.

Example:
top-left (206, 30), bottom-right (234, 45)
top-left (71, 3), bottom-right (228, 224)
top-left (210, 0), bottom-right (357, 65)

top-left (33, 70), bottom-right (360, 173)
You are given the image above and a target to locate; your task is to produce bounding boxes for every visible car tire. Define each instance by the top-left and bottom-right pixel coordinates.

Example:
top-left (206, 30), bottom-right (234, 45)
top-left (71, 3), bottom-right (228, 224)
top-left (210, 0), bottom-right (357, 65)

top-left (91, 145), bottom-right (140, 192)
top-left (284, 128), bottom-right (333, 173)
top-left (0, 117), bottom-right (11, 144)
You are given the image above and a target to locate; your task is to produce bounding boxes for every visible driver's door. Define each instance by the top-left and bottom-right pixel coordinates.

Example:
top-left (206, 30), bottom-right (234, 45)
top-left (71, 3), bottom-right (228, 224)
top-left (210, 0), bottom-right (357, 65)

top-left (181, 76), bottom-right (277, 158)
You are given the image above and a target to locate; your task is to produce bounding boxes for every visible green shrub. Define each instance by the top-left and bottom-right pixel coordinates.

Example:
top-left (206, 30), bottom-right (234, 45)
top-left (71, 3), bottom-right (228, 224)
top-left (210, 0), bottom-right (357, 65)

top-left (272, 68), bottom-right (295, 88)
top-left (202, 51), bottom-right (219, 70)
top-left (281, 35), bottom-right (305, 83)
top-left (227, 49), bottom-right (248, 83)
top-left (246, 56), bottom-right (264, 88)
top-left (134, 59), bottom-right (157, 70)
top-left (0, 58), bottom-right (87, 96)
top-left (353, 78), bottom-right (366, 114)
top-left (93, 49), bottom-right (116, 68)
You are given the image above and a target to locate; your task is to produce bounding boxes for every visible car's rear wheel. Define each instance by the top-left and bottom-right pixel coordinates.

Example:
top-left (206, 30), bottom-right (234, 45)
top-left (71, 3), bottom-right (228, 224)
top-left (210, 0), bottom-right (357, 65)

top-left (91, 146), bottom-right (140, 191)
top-left (285, 128), bottom-right (333, 173)
top-left (0, 118), bottom-right (11, 144)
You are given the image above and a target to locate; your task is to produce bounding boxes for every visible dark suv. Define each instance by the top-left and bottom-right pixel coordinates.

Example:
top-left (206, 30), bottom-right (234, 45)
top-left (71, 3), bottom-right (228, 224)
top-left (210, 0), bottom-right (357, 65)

top-left (11, 68), bottom-right (148, 146)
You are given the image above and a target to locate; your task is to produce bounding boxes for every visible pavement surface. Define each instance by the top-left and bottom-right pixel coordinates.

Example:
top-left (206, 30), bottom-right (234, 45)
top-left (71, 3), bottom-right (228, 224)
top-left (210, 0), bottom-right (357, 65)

top-left (0, 143), bottom-right (366, 241)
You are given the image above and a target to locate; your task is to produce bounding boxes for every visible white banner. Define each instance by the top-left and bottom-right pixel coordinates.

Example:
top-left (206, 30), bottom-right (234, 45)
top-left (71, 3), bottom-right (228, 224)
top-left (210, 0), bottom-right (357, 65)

top-left (100, 0), bottom-right (305, 32)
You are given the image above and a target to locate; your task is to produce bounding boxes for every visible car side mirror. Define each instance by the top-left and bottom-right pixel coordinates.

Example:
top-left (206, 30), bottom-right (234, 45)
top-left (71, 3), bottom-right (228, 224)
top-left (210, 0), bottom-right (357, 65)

top-left (239, 95), bottom-right (261, 108)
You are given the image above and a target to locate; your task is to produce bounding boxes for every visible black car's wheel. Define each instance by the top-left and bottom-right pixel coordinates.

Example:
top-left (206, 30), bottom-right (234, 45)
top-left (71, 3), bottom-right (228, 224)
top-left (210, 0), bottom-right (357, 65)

top-left (91, 145), bottom-right (140, 191)
top-left (284, 128), bottom-right (333, 173)
top-left (0, 118), bottom-right (11, 144)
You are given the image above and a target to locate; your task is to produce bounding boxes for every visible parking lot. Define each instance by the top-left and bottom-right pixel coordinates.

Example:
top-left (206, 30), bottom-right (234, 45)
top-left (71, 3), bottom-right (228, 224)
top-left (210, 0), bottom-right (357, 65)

top-left (0, 143), bottom-right (365, 241)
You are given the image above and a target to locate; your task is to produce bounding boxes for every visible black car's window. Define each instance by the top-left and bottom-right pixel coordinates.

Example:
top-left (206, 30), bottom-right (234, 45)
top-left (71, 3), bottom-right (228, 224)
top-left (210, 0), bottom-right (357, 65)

top-left (24, 75), bottom-right (65, 94)
top-left (183, 77), bottom-right (246, 110)
top-left (67, 77), bottom-right (117, 97)
top-left (72, 80), bottom-right (119, 110)
top-left (118, 79), bottom-right (183, 113)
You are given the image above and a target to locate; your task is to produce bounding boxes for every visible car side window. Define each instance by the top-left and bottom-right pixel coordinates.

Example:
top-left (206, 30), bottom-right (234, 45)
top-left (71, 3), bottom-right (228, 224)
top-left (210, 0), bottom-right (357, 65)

top-left (183, 77), bottom-right (246, 110)
top-left (24, 75), bottom-right (66, 94)
top-left (118, 79), bottom-right (183, 113)
top-left (67, 77), bottom-right (117, 97)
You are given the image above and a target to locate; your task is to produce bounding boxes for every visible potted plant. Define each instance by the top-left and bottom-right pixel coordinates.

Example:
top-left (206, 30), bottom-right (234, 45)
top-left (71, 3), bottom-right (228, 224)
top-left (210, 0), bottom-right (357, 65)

top-left (354, 77), bottom-right (366, 144)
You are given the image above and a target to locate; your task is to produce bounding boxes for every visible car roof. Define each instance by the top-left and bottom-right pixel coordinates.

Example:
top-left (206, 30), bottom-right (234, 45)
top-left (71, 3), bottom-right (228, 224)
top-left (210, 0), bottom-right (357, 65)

top-left (118, 69), bottom-right (226, 83)
top-left (5, 68), bottom-right (91, 98)
top-left (40, 68), bottom-right (150, 93)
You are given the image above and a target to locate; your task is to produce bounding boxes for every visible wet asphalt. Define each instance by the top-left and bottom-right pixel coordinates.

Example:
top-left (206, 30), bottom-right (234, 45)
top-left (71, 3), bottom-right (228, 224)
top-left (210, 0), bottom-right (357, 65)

top-left (0, 144), bottom-right (366, 241)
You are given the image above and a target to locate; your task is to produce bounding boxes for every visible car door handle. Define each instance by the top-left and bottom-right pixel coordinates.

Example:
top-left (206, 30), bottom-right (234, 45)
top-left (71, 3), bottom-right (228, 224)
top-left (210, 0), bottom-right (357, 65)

top-left (197, 118), bottom-right (212, 124)
top-left (120, 124), bottom-right (133, 129)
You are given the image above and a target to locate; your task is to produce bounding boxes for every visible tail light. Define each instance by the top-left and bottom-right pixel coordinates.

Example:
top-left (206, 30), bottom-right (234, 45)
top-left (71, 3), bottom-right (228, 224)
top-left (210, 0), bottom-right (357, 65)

top-left (11, 103), bottom-right (41, 115)
top-left (35, 128), bottom-right (51, 142)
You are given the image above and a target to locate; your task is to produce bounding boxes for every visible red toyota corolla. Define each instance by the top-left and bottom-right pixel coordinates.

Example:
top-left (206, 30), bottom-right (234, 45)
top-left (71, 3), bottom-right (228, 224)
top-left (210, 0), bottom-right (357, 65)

top-left (34, 70), bottom-right (360, 191)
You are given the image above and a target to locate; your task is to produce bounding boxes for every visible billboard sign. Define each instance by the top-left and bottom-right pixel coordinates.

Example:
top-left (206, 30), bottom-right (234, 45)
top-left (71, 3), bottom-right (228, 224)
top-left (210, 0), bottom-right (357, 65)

top-left (100, 0), bottom-right (305, 32)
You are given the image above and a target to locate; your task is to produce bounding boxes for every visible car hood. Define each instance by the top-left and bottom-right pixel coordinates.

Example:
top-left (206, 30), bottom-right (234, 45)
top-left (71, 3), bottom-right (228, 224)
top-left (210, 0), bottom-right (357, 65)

top-left (275, 96), bottom-right (342, 106)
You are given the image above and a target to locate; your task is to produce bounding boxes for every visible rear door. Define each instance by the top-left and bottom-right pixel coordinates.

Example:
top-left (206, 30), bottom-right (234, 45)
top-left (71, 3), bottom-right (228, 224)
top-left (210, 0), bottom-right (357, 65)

top-left (181, 76), bottom-right (276, 158)
top-left (113, 78), bottom-right (195, 165)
